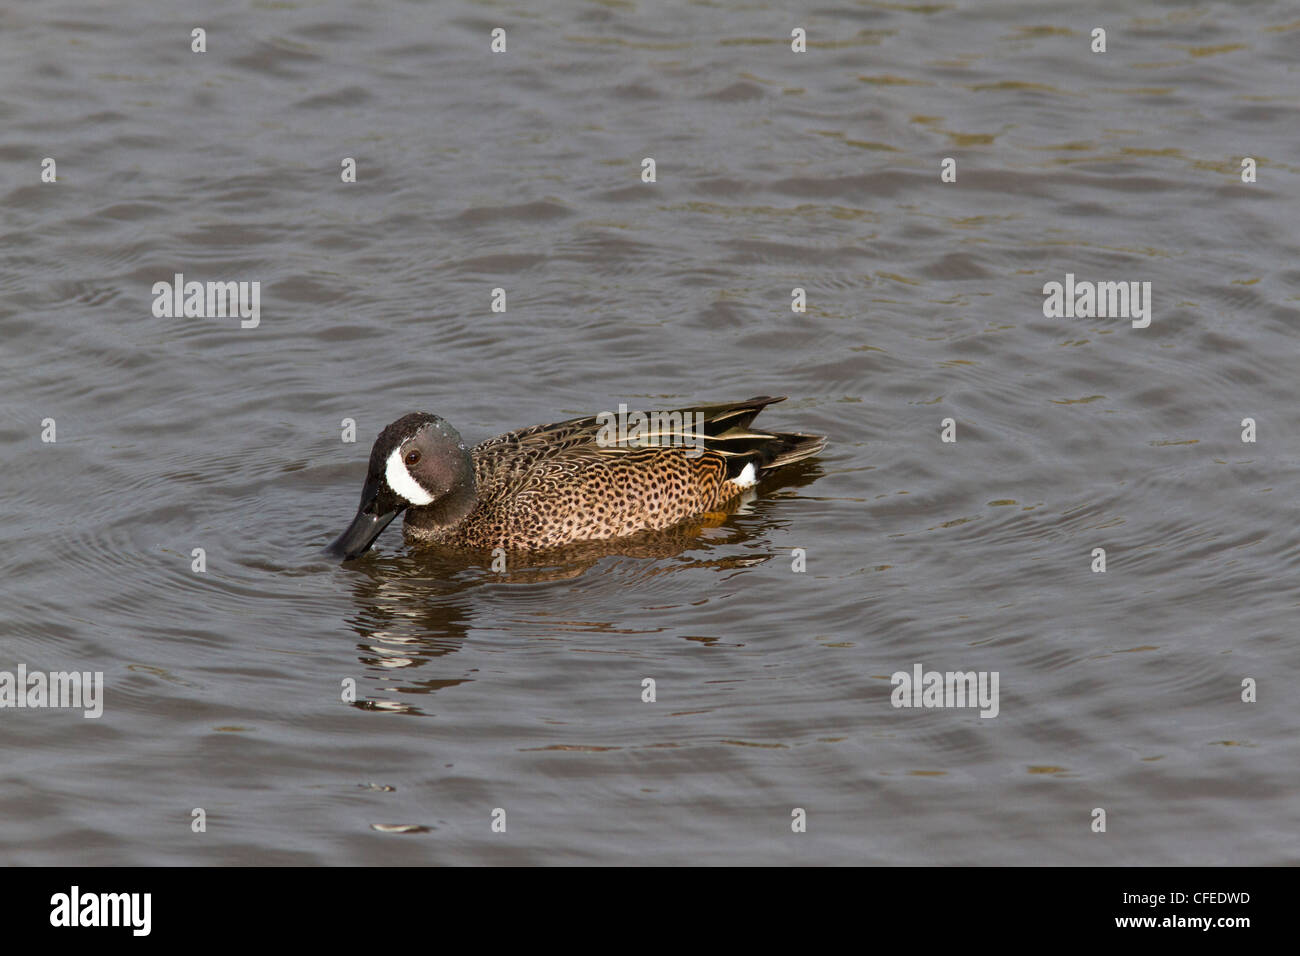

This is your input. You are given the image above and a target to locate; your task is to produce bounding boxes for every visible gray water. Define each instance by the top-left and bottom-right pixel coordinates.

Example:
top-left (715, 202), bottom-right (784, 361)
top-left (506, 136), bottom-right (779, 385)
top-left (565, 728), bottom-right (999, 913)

top-left (1, 0), bottom-right (1297, 865)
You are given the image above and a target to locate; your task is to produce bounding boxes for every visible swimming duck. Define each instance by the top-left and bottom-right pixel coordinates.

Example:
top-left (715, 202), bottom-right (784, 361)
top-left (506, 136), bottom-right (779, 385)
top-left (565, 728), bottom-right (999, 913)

top-left (326, 395), bottom-right (825, 560)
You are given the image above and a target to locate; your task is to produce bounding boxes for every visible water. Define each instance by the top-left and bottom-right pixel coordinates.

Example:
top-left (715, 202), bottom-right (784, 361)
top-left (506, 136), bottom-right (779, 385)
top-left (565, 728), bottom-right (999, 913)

top-left (1, 0), bottom-right (1297, 864)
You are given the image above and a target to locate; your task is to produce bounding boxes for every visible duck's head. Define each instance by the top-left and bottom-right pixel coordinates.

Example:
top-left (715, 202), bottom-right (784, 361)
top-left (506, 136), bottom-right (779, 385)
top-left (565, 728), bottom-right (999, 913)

top-left (326, 412), bottom-right (473, 561)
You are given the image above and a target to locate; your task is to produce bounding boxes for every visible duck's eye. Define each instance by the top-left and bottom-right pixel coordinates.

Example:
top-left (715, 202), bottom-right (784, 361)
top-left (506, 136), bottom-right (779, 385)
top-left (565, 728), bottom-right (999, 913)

top-left (405, 450), bottom-right (421, 467)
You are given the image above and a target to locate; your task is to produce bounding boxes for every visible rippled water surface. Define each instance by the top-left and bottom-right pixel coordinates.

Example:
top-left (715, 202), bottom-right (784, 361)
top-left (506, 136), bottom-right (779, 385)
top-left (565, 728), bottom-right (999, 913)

top-left (2, 0), bottom-right (1298, 865)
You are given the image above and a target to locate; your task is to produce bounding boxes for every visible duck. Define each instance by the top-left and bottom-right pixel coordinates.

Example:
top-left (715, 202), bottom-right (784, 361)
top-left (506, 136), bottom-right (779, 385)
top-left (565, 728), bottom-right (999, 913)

top-left (326, 395), bottom-right (825, 561)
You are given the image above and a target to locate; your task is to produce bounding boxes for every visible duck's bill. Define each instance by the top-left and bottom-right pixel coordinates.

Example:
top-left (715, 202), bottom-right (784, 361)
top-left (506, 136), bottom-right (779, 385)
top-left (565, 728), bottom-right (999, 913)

top-left (326, 481), bottom-right (406, 561)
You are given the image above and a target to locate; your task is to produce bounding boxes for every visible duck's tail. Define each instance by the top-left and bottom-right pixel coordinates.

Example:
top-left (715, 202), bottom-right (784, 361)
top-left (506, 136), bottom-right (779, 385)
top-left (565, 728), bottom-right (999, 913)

top-left (697, 395), bottom-right (827, 482)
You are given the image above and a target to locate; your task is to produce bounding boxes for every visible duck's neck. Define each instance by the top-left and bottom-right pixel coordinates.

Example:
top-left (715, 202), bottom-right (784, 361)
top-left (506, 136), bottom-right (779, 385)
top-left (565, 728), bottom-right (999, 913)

top-left (407, 473), bottom-right (477, 532)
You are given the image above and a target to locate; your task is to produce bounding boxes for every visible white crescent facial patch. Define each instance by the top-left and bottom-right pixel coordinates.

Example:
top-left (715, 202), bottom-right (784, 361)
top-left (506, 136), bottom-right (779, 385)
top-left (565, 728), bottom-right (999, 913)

top-left (385, 447), bottom-right (435, 505)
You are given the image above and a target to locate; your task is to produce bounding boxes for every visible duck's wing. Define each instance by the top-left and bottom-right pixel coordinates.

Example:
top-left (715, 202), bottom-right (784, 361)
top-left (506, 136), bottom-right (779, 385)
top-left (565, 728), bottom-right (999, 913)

top-left (471, 395), bottom-right (824, 500)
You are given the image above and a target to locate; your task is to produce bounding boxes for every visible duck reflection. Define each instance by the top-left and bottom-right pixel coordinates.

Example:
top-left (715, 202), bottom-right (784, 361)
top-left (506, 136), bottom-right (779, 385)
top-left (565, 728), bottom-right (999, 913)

top-left (337, 461), bottom-right (823, 714)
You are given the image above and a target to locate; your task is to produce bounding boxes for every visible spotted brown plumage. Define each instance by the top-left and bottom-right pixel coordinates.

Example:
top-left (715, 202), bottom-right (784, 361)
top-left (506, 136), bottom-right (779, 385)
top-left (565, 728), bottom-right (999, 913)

top-left (326, 396), bottom-right (826, 560)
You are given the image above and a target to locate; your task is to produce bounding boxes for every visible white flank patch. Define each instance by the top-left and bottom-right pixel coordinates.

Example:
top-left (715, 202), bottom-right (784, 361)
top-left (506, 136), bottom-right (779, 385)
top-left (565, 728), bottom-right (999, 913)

top-left (385, 447), bottom-right (434, 505)
top-left (734, 462), bottom-right (757, 489)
